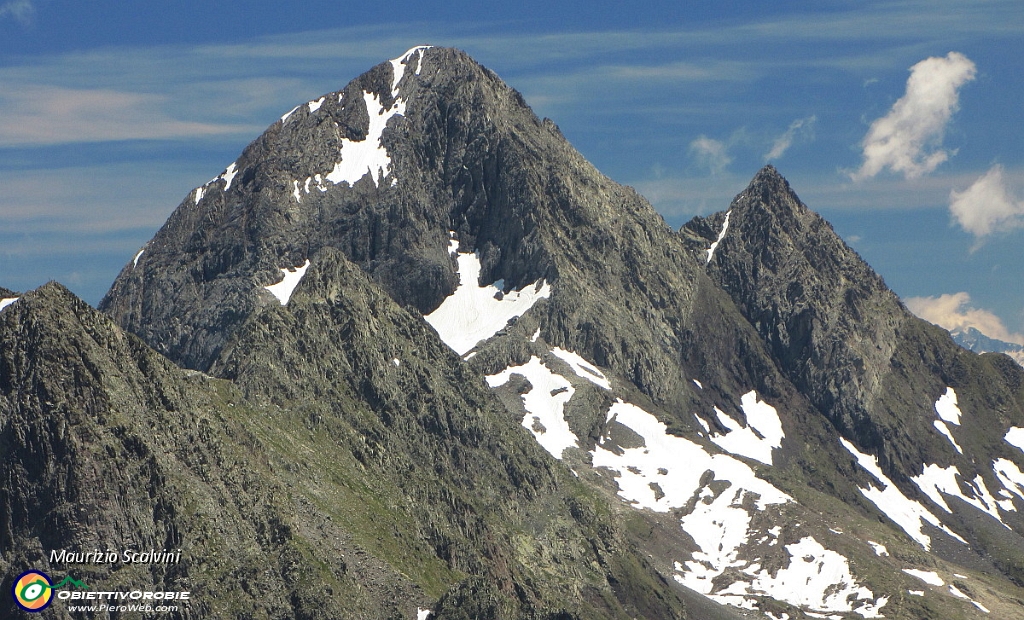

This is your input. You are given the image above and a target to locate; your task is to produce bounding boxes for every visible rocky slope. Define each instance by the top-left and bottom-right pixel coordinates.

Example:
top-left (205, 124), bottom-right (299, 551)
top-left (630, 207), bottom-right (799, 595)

top-left (38, 45), bottom-right (1024, 618)
top-left (2, 280), bottom-right (718, 619)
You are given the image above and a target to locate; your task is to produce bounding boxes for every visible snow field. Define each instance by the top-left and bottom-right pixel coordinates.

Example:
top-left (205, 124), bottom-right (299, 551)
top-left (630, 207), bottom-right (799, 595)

top-left (474, 311), bottom-right (884, 617)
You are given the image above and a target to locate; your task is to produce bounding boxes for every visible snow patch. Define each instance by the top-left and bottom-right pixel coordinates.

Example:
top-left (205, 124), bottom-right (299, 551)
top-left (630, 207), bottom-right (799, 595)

top-left (280, 105), bottom-right (299, 123)
top-left (531, 328), bottom-right (541, 342)
top-left (933, 420), bottom-right (963, 454)
top-left (416, 609), bottom-right (431, 620)
top-left (706, 210), bottom-right (731, 264)
top-left (949, 582), bottom-right (989, 613)
top-left (840, 439), bottom-right (965, 549)
top-left (193, 186), bottom-right (204, 205)
top-left (912, 463), bottom-right (1005, 525)
top-left (908, 590), bottom-right (924, 596)
top-left (425, 237), bottom-right (550, 355)
top-left (486, 357), bottom-right (577, 459)
top-left (132, 249), bottom-right (144, 268)
top-left (218, 162), bottom-right (238, 191)
top-left (325, 91), bottom-right (405, 188)
top-left (902, 569), bottom-right (943, 586)
top-left (707, 391), bottom-right (784, 466)
top-left (390, 45), bottom-right (432, 97)
top-left (868, 541), bottom-right (889, 557)
top-left (264, 259), bottom-right (311, 305)
top-left (1005, 427), bottom-right (1024, 453)
top-left (0, 297), bottom-right (18, 312)
top-left (308, 96), bottom-right (325, 113)
top-left (550, 347), bottom-right (611, 390)
top-left (992, 458), bottom-right (1024, 511)
top-left (693, 379), bottom-right (703, 389)
top-left (935, 387), bottom-right (962, 425)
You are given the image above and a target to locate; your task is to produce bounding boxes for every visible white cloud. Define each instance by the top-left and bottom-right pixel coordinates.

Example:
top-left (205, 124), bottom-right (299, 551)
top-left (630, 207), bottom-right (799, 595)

top-left (765, 115), bottom-right (816, 161)
top-left (949, 165), bottom-right (1024, 239)
top-left (852, 52), bottom-right (976, 180)
top-left (689, 136), bottom-right (733, 175)
top-left (0, 0), bottom-right (33, 25)
top-left (905, 292), bottom-right (1024, 345)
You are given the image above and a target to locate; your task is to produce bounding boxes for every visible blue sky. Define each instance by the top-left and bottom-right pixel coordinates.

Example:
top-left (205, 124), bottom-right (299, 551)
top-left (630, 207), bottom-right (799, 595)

top-left (2, 1), bottom-right (1023, 341)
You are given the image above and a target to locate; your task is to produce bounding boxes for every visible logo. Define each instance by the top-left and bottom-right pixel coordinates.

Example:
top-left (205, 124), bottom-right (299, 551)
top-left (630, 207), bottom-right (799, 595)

top-left (11, 571), bottom-right (88, 613)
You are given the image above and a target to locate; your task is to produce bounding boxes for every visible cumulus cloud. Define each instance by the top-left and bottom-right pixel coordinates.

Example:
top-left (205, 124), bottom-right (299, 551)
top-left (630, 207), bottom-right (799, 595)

top-left (852, 52), bottom-right (976, 181)
top-left (689, 136), bottom-right (733, 175)
top-left (765, 115), bottom-right (816, 161)
top-left (905, 292), bottom-right (1024, 346)
top-left (949, 165), bottom-right (1024, 239)
top-left (0, 0), bottom-right (34, 25)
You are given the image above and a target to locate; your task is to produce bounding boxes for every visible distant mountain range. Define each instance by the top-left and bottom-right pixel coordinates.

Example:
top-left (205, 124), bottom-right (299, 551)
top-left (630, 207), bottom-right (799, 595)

top-left (951, 326), bottom-right (1024, 368)
top-left (4, 46), bottom-right (1024, 619)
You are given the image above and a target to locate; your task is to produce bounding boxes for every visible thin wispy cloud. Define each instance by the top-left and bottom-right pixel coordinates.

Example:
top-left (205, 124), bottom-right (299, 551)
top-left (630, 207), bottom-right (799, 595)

top-left (0, 85), bottom-right (260, 147)
top-left (0, 0), bottom-right (33, 25)
top-left (852, 52), bottom-right (976, 181)
top-left (906, 292), bottom-right (1024, 345)
top-left (765, 116), bottom-right (816, 161)
top-left (689, 136), bottom-right (733, 175)
top-left (949, 164), bottom-right (1024, 240)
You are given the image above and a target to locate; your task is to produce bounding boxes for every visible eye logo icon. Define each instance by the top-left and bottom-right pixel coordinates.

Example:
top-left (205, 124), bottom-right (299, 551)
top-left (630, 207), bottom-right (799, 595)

top-left (12, 570), bottom-right (53, 612)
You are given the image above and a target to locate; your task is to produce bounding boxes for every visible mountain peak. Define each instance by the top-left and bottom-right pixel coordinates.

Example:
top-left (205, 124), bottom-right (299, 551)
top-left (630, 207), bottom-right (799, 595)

top-left (732, 164), bottom-right (805, 220)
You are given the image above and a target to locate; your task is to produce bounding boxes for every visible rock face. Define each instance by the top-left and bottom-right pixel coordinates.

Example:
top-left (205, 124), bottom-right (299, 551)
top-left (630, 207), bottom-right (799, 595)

top-left (12, 46), bottom-right (1024, 618)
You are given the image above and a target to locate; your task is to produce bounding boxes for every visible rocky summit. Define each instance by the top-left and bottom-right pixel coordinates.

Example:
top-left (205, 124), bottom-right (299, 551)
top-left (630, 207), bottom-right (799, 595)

top-left (5, 46), bottom-right (1024, 619)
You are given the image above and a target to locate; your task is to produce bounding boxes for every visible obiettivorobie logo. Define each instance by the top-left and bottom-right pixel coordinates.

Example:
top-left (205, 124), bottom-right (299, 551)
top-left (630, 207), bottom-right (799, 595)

top-left (11, 570), bottom-right (88, 613)
top-left (11, 568), bottom-right (189, 614)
